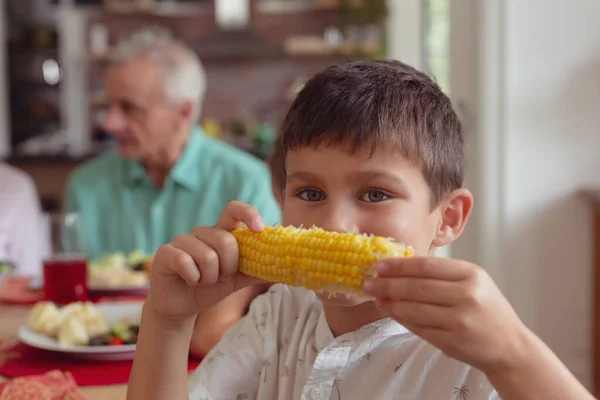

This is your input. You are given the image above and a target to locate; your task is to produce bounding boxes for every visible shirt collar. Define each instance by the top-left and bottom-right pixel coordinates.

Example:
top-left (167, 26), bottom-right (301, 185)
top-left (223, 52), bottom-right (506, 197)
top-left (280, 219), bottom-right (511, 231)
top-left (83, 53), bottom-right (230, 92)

top-left (124, 126), bottom-right (206, 191)
top-left (125, 158), bottom-right (148, 187)
top-left (169, 126), bottom-right (205, 191)
top-left (314, 300), bottom-right (410, 351)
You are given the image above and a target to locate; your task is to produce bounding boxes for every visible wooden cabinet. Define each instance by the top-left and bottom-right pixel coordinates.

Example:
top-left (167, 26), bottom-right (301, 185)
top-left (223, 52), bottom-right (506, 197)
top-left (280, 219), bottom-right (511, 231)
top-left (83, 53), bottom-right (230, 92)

top-left (581, 190), bottom-right (600, 397)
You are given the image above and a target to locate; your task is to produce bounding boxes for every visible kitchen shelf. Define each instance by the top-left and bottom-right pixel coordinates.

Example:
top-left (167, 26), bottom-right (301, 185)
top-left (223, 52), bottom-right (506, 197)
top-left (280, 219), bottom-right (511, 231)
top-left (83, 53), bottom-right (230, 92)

top-left (49, 1), bottom-right (211, 17)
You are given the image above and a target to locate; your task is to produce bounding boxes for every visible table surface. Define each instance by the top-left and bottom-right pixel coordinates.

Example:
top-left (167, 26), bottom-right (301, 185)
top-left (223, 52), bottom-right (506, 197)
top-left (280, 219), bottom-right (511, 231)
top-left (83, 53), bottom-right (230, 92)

top-left (0, 304), bottom-right (128, 399)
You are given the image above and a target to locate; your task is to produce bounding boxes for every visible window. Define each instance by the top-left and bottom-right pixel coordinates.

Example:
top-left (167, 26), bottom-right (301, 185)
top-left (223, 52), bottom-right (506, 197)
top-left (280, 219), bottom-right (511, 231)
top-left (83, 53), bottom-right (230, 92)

top-left (423, 0), bottom-right (450, 94)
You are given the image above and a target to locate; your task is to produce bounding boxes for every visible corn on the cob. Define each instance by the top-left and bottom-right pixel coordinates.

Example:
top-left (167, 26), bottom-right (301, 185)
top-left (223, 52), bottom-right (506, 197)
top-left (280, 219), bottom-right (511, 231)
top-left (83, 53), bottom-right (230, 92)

top-left (232, 225), bottom-right (413, 297)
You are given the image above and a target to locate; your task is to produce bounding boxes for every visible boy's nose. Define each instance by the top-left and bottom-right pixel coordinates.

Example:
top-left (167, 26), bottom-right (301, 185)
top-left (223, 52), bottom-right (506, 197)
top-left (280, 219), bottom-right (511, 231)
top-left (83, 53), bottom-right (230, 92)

top-left (317, 207), bottom-right (359, 234)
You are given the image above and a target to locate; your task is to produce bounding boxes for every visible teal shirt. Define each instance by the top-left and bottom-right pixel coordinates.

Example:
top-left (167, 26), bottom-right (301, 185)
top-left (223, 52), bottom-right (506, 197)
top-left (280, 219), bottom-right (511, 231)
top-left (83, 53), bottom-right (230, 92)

top-left (66, 128), bottom-right (281, 259)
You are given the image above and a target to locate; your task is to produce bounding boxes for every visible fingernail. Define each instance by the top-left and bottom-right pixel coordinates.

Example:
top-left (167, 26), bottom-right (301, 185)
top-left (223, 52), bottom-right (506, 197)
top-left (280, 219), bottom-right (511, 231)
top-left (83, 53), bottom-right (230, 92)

top-left (376, 261), bottom-right (390, 274)
top-left (363, 280), bottom-right (374, 293)
top-left (252, 216), bottom-right (264, 231)
top-left (190, 271), bottom-right (201, 287)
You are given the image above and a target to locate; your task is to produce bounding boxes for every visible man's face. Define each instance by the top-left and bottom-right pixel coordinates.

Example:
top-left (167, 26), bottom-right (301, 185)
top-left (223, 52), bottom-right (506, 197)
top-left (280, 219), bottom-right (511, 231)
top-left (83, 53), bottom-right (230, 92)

top-left (103, 57), bottom-right (187, 160)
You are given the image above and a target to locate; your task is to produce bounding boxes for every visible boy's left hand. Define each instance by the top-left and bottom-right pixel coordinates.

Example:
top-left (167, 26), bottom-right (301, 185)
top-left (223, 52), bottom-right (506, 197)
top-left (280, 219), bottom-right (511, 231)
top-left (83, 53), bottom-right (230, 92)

top-left (363, 257), bottom-right (530, 374)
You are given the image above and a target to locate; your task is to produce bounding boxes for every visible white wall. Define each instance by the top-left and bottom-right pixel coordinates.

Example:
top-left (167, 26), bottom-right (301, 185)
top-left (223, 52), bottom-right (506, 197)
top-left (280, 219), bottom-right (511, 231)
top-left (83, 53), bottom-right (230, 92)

top-left (477, 0), bottom-right (600, 387)
top-left (448, 0), bottom-right (479, 268)
top-left (386, 0), bottom-right (423, 69)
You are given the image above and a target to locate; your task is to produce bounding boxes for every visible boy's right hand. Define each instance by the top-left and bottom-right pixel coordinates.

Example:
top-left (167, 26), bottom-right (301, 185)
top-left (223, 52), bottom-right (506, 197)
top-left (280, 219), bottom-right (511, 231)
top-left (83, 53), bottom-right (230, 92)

top-left (145, 201), bottom-right (266, 329)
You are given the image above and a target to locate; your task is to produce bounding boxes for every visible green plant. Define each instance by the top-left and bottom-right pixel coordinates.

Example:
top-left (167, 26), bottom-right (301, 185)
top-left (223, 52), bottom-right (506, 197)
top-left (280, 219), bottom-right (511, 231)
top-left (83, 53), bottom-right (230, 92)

top-left (339, 0), bottom-right (387, 25)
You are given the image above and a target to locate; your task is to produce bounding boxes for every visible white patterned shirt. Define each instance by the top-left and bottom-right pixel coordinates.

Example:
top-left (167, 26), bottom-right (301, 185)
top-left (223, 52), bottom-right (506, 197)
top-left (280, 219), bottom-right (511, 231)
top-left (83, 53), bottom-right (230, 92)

top-left (188, 284), bottom-right (500, 400)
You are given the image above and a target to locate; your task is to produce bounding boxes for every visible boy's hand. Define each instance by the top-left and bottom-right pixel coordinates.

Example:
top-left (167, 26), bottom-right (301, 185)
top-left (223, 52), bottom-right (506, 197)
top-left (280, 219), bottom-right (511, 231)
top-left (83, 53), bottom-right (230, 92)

top-left (363, 257), bottom-right (529, 374)
top-left (146, 201), bottom-right (266, 329)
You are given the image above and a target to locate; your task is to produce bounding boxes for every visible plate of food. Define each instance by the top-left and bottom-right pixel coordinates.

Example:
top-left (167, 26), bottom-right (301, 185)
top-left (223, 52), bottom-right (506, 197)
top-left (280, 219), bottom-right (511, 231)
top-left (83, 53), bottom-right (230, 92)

top-left (87, 250), bottom-right (153, 296)
top-left (18, 300), bottom-right (142, 360)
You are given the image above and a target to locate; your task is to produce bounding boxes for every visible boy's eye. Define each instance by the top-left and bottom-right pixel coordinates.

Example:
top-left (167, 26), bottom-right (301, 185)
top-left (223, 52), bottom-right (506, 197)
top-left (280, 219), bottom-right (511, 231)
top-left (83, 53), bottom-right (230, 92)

top-left (359, 190), bottom-right (390, 203)
top-left (298, 189), bottom-right (325, 202)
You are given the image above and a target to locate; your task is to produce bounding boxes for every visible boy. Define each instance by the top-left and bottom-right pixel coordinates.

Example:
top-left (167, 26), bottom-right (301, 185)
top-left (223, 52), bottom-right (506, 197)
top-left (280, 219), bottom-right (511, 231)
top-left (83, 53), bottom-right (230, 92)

top-left (127, 61), bottom-right (594, 399)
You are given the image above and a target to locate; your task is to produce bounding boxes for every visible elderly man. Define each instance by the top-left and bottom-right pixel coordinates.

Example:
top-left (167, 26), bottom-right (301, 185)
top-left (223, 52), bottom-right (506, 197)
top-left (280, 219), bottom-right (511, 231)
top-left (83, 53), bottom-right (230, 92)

top-left (67, 29), bottom-right (280, 256)
top-left (66, 29), bottom-right (280, 356)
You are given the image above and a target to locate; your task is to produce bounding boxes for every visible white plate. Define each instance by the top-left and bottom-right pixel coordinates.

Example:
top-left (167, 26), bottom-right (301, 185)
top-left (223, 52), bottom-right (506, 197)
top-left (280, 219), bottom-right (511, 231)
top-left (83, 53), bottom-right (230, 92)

top-left (18, 301), bottom-right (142, 361)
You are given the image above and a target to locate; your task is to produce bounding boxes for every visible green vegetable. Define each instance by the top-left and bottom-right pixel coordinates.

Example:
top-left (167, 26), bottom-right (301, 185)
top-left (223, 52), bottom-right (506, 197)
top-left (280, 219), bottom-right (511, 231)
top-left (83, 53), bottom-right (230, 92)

top-left (127, 250), bottom-right (148, 266)
top-left (0, 263), bottom-right (14, 274)
top-left (111, 322), bottom-right (133, 341)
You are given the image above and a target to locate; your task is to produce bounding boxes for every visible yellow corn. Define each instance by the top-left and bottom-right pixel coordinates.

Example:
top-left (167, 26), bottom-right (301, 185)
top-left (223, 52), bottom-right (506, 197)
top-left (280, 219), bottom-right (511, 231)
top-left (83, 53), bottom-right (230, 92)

top-left (232, 225), bottom-right (413, 297)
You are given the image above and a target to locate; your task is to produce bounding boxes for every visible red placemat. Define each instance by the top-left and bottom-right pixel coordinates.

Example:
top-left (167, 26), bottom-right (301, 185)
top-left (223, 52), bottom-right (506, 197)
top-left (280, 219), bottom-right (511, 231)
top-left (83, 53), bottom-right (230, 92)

top-left (0, 277), bottom-right (44, 305)
top-left (0, 343), bottom-right (202, 386)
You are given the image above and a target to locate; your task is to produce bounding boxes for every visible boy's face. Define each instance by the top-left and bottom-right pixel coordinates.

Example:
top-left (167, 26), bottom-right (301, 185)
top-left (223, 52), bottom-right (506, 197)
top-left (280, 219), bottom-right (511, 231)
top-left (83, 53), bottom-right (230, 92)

top-left (282, 144), bottom-right (462, 307)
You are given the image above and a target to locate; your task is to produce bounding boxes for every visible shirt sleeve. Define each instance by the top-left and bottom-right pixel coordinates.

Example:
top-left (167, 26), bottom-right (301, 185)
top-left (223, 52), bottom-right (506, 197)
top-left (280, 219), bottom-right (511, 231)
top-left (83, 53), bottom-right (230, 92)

top-left (244, 172), bottom-right (282, 228)
top-left (187, 296), bottom-right (266, 400)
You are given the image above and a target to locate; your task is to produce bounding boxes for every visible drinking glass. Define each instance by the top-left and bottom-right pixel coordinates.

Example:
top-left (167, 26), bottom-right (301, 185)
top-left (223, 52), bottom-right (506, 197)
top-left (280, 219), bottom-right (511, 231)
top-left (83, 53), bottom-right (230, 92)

top-left (43, 212), bottom-right (88, 304)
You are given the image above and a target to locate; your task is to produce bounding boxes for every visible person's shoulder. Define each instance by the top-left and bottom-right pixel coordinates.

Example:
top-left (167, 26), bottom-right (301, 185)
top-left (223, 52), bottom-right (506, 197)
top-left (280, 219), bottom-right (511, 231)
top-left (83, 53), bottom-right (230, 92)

top-left (68, 150), bottom-right (123, 189)
top-left (201, 136), bottom-right (271, 177)
top-left (0, 163), bottom-right (35, 190)
top-left (0, 164), bottom-right (39, 207)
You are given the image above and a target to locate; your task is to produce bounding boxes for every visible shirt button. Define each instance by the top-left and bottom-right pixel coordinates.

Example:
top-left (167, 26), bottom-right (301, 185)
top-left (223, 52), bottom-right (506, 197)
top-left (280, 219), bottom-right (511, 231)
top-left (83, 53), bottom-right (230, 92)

top-left (310, 387), bottom-right (323, 399)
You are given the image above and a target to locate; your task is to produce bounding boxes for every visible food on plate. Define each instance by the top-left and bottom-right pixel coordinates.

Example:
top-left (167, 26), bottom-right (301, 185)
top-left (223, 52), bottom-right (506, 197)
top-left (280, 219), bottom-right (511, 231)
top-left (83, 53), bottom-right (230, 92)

top-left (88, 250), bottom-right (153, 288)
top-left (88, 268), bottom-right (148, 288)
top-left (27, 301), bottom-right (61, 335)
top-left (0, 261), bottom-right (14, 274)
top-left (26, 301), bottom-right (138, 347)
top-left (87, 320), bottom-right (140, 346)
top-left (142, 257), bottom-right (153, 277)
top-left (28, 301), bottom-right (109, 346)
top-left (127, 250), bottom-right (150, 269)
top-left (58, 313), bottom-right (89, 347)
top-left (28, 301), bottom-right (107, 338)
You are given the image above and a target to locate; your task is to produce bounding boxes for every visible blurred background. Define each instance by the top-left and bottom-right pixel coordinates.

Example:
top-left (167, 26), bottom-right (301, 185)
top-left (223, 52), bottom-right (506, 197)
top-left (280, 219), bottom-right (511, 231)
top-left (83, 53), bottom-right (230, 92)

top-left (0, 0), bottom-right (599, 394)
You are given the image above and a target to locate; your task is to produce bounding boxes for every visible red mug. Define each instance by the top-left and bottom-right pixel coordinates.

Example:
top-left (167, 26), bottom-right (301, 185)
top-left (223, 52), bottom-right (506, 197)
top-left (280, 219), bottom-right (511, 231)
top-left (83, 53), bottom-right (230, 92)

top-left (43, 254), bottom-right (88, 304)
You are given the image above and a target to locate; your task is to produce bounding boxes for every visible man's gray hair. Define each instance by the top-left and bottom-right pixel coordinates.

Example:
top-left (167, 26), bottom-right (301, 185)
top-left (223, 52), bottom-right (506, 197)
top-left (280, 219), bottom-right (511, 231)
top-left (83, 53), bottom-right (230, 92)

top-left (110, 28), bottom-right (206, 122)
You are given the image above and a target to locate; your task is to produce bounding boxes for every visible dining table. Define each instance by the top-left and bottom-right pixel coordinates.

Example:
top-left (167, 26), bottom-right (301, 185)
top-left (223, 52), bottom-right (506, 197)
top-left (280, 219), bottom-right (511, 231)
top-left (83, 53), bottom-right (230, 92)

top-left (0, 303), bottom-right (128, 399)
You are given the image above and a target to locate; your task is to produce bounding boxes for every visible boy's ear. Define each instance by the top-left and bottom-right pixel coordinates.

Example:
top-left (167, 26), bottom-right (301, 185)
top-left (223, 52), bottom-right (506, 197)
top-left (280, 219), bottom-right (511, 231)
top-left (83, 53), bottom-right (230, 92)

top-left (432, 188), bottom-right (473, 247)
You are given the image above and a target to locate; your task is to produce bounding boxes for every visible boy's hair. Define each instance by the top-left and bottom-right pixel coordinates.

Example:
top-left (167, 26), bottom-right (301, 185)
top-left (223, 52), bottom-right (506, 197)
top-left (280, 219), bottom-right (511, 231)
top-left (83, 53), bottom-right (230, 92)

top-left (280, 60), bottom-right (463, 207)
